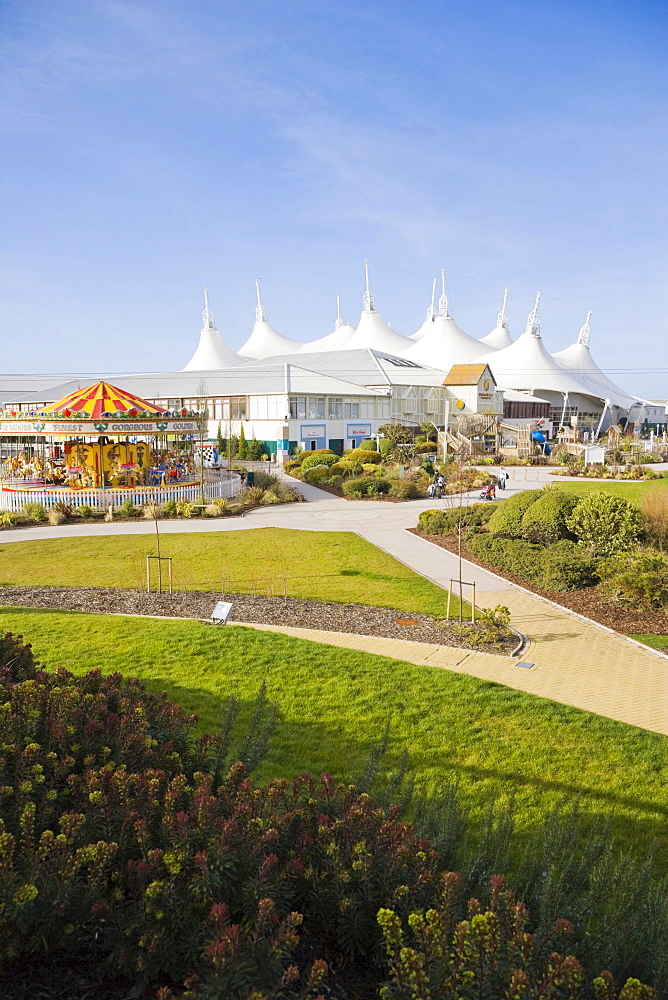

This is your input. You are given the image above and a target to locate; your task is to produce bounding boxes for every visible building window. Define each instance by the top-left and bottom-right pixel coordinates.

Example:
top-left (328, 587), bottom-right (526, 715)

top-left (308, 396), bottom-right (325, 419)
top-left (328, 397), bottom-right (343, 419)
top-left (289, 396), bottom-right (307, 419)
top-left (344, 400), bottom-right (359, 419)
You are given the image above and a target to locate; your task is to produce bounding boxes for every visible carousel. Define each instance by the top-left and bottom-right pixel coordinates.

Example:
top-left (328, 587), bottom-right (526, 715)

top-left (0, 380), bottom-right (239, 511)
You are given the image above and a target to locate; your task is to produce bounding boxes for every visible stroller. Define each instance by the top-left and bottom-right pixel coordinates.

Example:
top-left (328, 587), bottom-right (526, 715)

top-left (428, 475), bottom-right (445, 500)
top-left (479, 483), bottom-right (496, 501)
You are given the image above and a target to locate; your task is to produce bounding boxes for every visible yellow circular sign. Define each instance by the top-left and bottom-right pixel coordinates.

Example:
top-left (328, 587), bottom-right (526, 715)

top-left (456, 400), bottom-right (465, 410)
top-left (483, 380), bottom-right (490, 390)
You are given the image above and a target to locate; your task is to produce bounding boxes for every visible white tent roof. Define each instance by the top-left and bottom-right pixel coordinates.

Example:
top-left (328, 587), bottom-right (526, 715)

top-left (183, 288), bottom-right (243, 371)
top-left (344, 260), bottom-right (411, 355)
top-left (298, 295), bottom-right (356, 353)
top-left (402, 271), bottom-right (490, 367)
top-left (237, 279), bottom-right (302, 359)
top-left (479, 293), bottom-right (600, 399)
top-left (480, 289), bottom-right (513, 350)
top-left (552, 312), bottom-right (643, 409)
top-left (410, 279), bottom-right (437, 341)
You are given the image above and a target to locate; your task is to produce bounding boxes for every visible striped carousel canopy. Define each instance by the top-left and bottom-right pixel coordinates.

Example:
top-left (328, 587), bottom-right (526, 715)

top-left (38, 381), bottom-right (165, 419)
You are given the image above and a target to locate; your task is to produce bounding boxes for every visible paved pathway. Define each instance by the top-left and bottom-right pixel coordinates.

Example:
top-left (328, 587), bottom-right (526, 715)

top-left (1, 468), bottom-right (667, 735)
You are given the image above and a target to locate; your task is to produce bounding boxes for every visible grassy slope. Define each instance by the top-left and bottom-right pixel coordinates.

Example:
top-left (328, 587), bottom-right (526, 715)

top-left (554, 476), bottom-right (668, 503)
top-left (0, 527), bottom-right (465, 617)
top-left (3, 606), bottom-right (667, 859)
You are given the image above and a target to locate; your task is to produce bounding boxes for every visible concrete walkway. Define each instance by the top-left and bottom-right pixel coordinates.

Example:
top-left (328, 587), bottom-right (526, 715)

top-left (1, 468), bottom-right (667, 735)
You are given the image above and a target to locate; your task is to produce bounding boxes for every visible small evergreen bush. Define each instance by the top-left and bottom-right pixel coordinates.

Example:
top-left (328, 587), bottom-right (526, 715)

top-left (389, 480), bottom-right (421, 499)
top-left (304, 464), bottom-right (331, 483)
top-left (488, 489), bottom-right (543, 537)
top-left (347, 448), bottom-right (382, 464)
top-left (567, 492), bottom-right (643, 555)
top-left (521, 489), bottom-right (579, 544)
top-left (342, 476), bottom-right (370, 497)
top-left (117, 498), bottom-right (140, 518)
top-left (598, 550), bottom-right (668, 609)
top-left (366, 476), bottom-right (391, 495)
top-left (468, 534), bottom-right (544, 581)
top-left (22, 501), bottom-right (47, 522)
top-left (162, 498), bottom-right (178, 515)
top-left (292, 448), bottom-right (334, 465)
top-left (301, 452), bottom-right (338, 472)
top-left (539, 539), bottom-right (600, 591)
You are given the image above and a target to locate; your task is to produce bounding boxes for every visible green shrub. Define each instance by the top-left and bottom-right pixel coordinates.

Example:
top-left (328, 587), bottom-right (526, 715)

top-left (567, 492), bottom-right (644, 555)
top-left (342, 476), bottom-right (370, 497)
top-left (251, 470), bottom-right (279, 490)
top-left (292, 448), bottom-right (335, 465)
top-left (468, 533), bottom-right (544, 581)
top-left (539, 539), bottom-right (600, 591)
top-left (487, 490), bottom-right (543, 537)
top-left (347, 448), bottom-right (382, 464)
top-left (304, 464), bottom-right (331, 483)
top-left (598, 550), bottom-right (668, 610)
top-left (366, 477), bottom-right (391, 495)
top-left (117, 498), bottom-right (140, 518)
top-left (284, 459), bottom-right (302, 475)
top-left (417, 503), bottom-right (498, 536)
top-left (358, 439), bottom-right (378, 450)
top-left (329, 461), bottom-right (349, 477)
top-left (389, 480), bottom-right (421, 499)
top-left (246, 437), bottom-right (267, 461)
top-left (77, 503), bottom-right (96, 519)
top-left (521, 489), bottom-right (579, 544)
top-left (416, 442), bottom-right (437, 453)
top-left (162, 498), bottom-right (178, 515)
top-left (175, 499), bottom-right (194, 517)
top-left (301, 452), bottom-right (338, 472)
top-left (22, 501), bottom-right (47, 522)
top-left (0, 512), bottom-right (20, 526)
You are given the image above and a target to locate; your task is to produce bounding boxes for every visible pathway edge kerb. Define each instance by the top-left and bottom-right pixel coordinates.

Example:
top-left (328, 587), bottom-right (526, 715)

top-left (407, 529), bottom-right (668, 664)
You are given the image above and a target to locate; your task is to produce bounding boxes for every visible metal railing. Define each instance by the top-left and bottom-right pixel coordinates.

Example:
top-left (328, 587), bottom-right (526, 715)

top-left (0, 472), bottom-right (241, 512)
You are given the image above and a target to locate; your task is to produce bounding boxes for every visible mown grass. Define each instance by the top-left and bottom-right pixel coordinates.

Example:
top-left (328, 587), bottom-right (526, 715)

top-left (630, 634), bottom-right (668, 650)
top-left (554, 475), bottom-right (668, 504)
top-left (0, 527), bottom-right (466, 617)
top-left (3, 606), bottom-right (667, 862)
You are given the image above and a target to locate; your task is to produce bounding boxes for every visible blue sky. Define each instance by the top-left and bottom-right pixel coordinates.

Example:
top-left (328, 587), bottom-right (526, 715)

top-left (1, 0), bottom-right (666, 395)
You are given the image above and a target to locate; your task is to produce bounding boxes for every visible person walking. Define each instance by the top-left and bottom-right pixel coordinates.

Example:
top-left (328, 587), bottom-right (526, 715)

top-left (497, 466), bottom-right (508, 491)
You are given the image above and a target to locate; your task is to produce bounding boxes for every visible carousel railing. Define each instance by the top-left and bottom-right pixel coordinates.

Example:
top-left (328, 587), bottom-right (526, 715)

top-left (0, 472), bottom-right (241, 512)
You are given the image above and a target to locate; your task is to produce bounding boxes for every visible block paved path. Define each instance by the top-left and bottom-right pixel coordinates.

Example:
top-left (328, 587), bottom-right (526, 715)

top-left (1, 468), bottom-right (667, 735)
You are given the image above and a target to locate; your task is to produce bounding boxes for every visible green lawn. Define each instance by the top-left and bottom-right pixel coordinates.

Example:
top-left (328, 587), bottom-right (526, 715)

top-left (629, 634), bottom-right (668, 650)
top-left (3, 606), bottom-right (667, 861)
top-left (554, 475), bottom-right (668, 504)
top-left (0, 527), bottom-right (465, 617)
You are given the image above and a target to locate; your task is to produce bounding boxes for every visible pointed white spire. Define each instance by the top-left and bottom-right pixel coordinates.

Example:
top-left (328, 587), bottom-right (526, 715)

top-left (202, 286), bottom-right (215, 330)
top-left (438, 269), bottom-right (451, 318)
top-left (335, 294), bottom-right (343, 330)
top-left (255, 277), bottom-right (266, 322)
top-left (577, 309), bottom-right (592, 347)
top-left (497, 288), bottom-right (509, 330)
top-left (426, 278), bottom-right (437, 320)
top-left (524, 292), bottom-right (541, 338)
top-left (363, 259), bottom-right (375, 313)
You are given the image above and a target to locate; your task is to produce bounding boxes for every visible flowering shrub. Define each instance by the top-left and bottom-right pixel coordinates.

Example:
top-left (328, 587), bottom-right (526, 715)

top-left (378, 873), bottom-right (656, 1000)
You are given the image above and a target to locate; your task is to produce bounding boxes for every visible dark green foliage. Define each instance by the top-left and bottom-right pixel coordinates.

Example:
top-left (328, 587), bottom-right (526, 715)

top-left (22, 501), bottom-right (47, 522)
top-left (238, 423), bottom-right (247, 459)
top-left (598, 550), bottom-right (668, 609)
top-left (358, 439), bottom-right (378, 450)
top-left (467, 533), bottom-right (545, 580)
top-left (116, 497), bottom-right (140, 517)
top-left (246, 437), bottom-right (267, 461)
top-left (567, 492), bottom-right (644, 555)
top-left (367, 477), bottom-right (391, 495)
top-left (487, 489), bottom-right (543, 537)
top-left (417, 503), bottom-right (496, 535)
top-left (539, 539), bottom-right (600, 590)
top-left (0, 631), bottom-right (37, 682)
top-left (522, 489), bottom-right (580, 544)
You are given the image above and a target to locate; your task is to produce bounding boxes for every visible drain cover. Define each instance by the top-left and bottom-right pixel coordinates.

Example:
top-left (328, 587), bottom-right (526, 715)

top-left (517, 661), bottom-right (534, 669)
top-left (396, 618), bottom-right (419, 626)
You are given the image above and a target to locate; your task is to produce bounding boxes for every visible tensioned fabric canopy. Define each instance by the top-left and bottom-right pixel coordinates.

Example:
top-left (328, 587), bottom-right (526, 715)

top-left (38, 381), bottom-right (164, 418)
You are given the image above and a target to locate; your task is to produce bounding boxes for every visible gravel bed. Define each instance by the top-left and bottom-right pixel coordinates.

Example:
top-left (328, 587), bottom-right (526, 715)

top-left (0, 585), bottom-right (516, 654)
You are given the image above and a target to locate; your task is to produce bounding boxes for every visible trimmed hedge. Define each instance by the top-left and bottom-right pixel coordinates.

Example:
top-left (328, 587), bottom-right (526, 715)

top-left (292, 448), bottom-right (335, 466)
top-left (468, 534), bottom-right (600, 591)
top-left (567, 492), bottom-right (644, 555)
top-left (521, 490), bottom-right (579, 544)
top-left (301, 452), bottom-right (339, 472)
top-left (389, 480), bottom-right (421, 500)
top-left (347, 448), bottom-right (382, 464)
top-left (539, 539), bottom-right (600, 591)
top-left (487, 490), bottom-right (543, 538)
top-left (342, 476), bottom-right (391, 497)
top-left (304, 464), bottom-right (332, 483)
top-left (468, 533), bottom-right (544, 581)
top-left (417, 504), bottom-right (497, 536)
